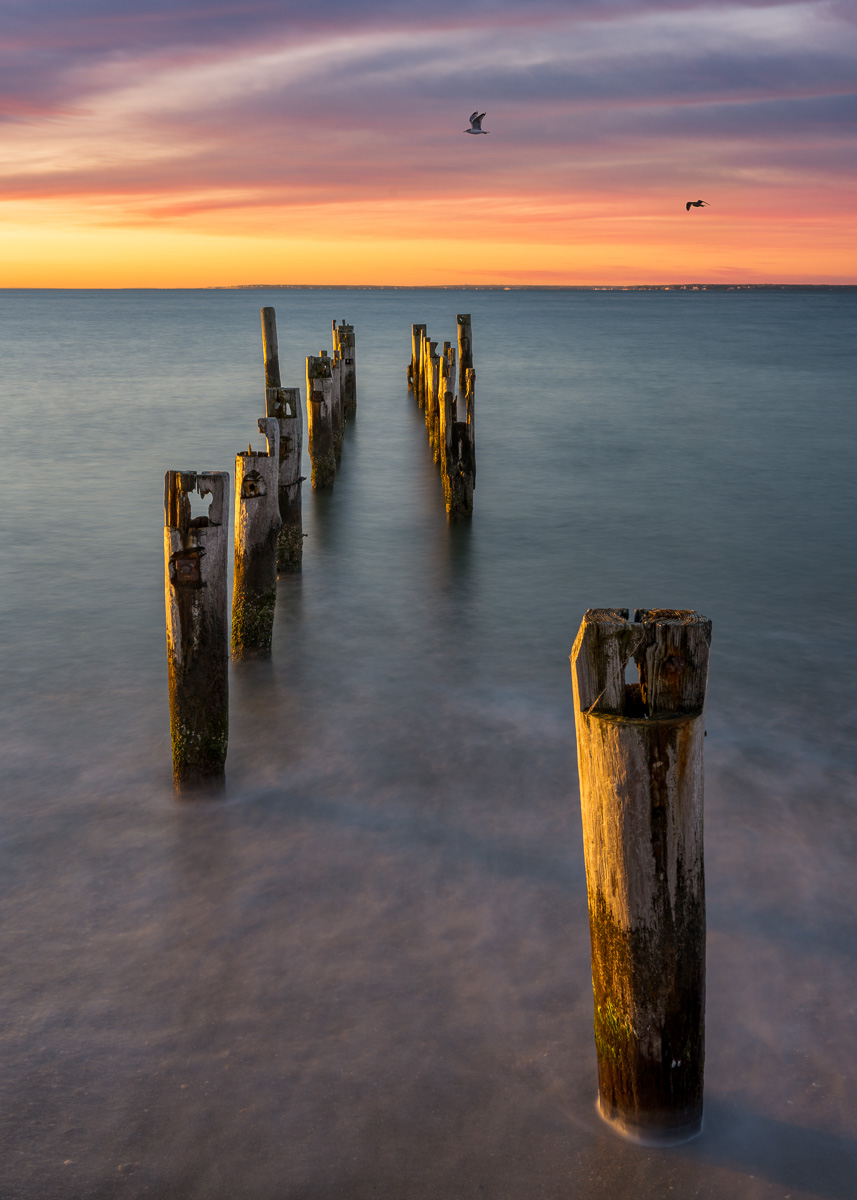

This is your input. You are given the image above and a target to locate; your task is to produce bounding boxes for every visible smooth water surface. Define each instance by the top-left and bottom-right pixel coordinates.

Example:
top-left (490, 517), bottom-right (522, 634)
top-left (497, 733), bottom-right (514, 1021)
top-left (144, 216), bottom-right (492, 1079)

top-left (1, 287), bottom-right (855, 1199)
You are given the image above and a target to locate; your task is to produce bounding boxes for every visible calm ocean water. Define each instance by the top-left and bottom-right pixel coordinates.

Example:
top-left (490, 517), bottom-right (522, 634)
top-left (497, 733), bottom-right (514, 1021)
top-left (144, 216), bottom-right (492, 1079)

top-left (1, 286), bottom-right (855, 1199)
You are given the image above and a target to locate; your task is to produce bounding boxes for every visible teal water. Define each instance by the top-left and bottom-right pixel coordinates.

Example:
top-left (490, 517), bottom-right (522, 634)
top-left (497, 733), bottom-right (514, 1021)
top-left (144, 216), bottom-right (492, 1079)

top-left (1, 287), bottom-right (855, 1198)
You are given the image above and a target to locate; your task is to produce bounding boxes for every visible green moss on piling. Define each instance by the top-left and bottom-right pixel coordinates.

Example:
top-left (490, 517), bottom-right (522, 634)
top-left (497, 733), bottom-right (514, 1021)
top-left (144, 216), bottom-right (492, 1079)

top-left (171, 706), bottom-right (228, 789)
top-left (231, 585), bottom-right (277, 655)
top-left (277, 525), bottom-right (304, 573)
top-left (311, 456), bottom-right (336, 490)
top-left (594, 998), bottom-right (637, 1064)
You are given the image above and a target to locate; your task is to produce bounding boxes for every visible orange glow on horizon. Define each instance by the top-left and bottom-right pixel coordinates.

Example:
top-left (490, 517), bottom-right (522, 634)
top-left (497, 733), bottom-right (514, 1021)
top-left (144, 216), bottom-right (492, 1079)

top-left (2, 188), bottom-right (854, 287)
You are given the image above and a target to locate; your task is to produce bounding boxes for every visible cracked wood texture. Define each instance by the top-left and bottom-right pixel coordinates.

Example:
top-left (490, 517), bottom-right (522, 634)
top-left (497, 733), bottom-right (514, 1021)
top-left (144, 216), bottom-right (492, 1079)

top-left (232, 419), bottom-right (281, 658)
top-left (164, 470), bottom-right (230, 794)
top-left (571, 608), bottom-right (711, 1143)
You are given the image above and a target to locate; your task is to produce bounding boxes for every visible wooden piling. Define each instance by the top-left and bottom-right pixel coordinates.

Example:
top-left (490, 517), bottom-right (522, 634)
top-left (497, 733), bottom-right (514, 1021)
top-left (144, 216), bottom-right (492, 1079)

top-left (456, 313), bottom-right (473, 395)
top-left (570, 608), bottom-right (712, 1144)
top-left (322, 349), bottom-right (343, 466)
top-left (164, 470), bottom-right (230, 794)
top-left (425, 340), bottom-right (440, 456)
top-left (306, 355), bottom-right (336, 489)
top-left (431, 345), bottom-right (451, 463)
top-left (440, 367), bottom-right (475, 521)
top-left (265, 384), bottom-right (304, 573)
top-left (261, 306), bottom-right (281, 390)
top-left (231, 419), bottom-right (281, 657)
top-left (464, 364), bottom-right (476, 486)
top-left (333, 321), bottom-right (357, 419)
top-left (418, 328), bottom-right (429, 408)
top-left (410, 323), bottom-right (426, 395)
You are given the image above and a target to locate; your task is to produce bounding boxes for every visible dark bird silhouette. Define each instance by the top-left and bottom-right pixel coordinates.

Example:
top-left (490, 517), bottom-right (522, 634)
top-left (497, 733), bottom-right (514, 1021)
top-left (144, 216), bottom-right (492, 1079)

top-left (464, 111), bottom-right (488, 135)
top-left (686, 200), bottom-right (710, 211)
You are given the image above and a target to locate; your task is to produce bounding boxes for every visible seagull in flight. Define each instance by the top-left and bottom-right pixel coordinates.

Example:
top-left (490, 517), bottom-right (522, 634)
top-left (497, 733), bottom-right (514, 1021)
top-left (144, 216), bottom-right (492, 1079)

top-left (686, 200), bottom-right (710, 211)
top-left (464, 111), bottom-right (489, 135)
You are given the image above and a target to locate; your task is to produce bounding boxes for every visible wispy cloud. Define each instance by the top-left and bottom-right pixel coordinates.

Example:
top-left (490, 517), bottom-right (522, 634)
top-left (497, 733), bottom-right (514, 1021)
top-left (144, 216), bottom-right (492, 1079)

top-left (0, 0), bottom-right (854, 281)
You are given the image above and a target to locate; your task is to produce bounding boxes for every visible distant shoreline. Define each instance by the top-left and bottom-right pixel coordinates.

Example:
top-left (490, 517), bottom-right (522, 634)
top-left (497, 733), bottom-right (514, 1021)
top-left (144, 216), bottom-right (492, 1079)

top-left (218, 283), bottom-right (857, 292)
top-left (2, 283), bottom-right (855, 292)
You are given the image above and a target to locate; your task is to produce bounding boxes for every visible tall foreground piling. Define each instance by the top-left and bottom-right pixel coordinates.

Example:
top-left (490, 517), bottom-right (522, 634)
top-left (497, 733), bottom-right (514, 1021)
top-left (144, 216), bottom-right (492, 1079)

top-left (570, 608), bottom-right (711, 1144)
top-left (333, 321), bottom-right (357, 419)
top-left (232, 419), bottom-right (281, 657)
top-left (306, 354), bottom-right (336, 489)
top-left (164, 470), bottom-right (230, 794)
top-left (261, 308), bottom-right (304, 573)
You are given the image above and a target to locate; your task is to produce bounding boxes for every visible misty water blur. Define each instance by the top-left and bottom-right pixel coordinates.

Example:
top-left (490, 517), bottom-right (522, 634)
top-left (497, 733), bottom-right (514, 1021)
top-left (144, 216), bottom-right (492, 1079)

top-left (1, 286), bottom-right (855, 1199)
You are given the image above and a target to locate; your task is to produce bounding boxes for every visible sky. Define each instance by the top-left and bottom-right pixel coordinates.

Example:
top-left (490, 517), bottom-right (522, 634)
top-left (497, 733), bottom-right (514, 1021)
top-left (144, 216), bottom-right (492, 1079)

top-left (1, 0), bottom-right (855, 285)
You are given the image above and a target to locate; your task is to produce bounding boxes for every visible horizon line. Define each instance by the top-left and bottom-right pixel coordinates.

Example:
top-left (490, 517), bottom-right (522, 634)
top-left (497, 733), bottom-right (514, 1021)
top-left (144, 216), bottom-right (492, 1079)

top-left (2, 283), bottom-right (856, 292)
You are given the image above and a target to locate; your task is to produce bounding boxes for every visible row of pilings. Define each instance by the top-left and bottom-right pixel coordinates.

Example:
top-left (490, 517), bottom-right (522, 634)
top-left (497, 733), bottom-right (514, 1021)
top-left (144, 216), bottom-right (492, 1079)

top-left (407, 314), bottom-right (476, 520)
top-left (306, 319), bottom-right (357, 489)
top-left (164, 307), bottom-right (357, 795)
top-left (163, 310), bottom-right (712, 1151)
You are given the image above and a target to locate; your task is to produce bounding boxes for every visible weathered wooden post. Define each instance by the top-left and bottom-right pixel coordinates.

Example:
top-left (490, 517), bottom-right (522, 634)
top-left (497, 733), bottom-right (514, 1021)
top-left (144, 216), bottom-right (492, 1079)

top-left (306, 354), bottom-right (336, 489)
top-left (265, 384), bottom-right (304, 573)
top-left (441, 362), bottom-right (472, 518)
top-left (333, 321), bottom-right (357, 419)
top-left (323, 349), bottom-right (344, 465)
top-left (431, 346), bottom-right (450, 462)
top-left (164, 470), bottom-right (230, 794)
top-left (231, 419), bottom-right (281, 657)
top-left (409, 323), bottom-right (425, 394)
top-left (425, 340), bottom-right (440, 453)
top-left (260, 308), bottom-right (304, 573)
top-left (464, 364), bottom-right (476, 486)
top-left (261, 306), bottom-right (281, 390)
top-left (570, 608), bottom-right (711, 1144)
top-left (418, 328), bottom-right (430, 409)
top-left (440, 383), bottom-right (454, 498)
top-left (446, 343), bottom-right (457, 409)
top-left (456, 313), bottom-right (473, 395)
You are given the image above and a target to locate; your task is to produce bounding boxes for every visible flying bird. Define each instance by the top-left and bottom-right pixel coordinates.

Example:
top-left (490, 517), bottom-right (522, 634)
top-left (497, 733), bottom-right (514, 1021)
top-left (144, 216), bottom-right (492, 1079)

top-left (464, 111), bottom-right (489, 135)
top-left (686, 200), bottom-right (710, 211)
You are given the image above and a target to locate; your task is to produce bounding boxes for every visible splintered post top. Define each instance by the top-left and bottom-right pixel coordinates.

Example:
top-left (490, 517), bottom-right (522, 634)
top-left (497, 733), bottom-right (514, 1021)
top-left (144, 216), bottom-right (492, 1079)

top-left (571, 608), bottom-right (711, 720)
top-left (164, 471), bottom-right (229, 531)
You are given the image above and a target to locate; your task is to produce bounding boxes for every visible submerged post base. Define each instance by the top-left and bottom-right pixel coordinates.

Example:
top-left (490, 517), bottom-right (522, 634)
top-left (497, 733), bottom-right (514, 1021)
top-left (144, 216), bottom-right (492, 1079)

top-left (596, 1095), bottom-right (703, 1146)
top-left (173, 774), bottom-right (226, 799)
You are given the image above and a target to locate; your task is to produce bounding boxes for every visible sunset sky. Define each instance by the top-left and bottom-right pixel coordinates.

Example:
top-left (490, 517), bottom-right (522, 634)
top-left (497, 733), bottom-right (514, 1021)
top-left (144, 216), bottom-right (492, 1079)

top-left (1, 0), bottom-right (855, 286)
